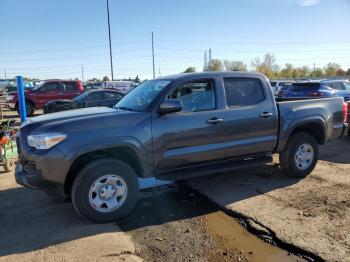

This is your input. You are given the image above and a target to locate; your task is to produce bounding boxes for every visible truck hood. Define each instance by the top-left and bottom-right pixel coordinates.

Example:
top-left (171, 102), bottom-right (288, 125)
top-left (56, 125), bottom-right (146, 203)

top-left (26, 107), bottom-right (116, 125)
top-left (21, 106), bottom-right (150, 136)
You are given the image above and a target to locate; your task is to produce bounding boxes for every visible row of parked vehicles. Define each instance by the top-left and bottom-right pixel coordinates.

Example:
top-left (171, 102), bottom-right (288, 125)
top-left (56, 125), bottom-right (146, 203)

top-left (5, 80), bottom-right (127, 116)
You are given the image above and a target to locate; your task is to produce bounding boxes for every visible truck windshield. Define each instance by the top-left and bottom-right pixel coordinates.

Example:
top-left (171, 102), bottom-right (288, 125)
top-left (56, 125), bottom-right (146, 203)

top-left (115, 79), bottom-right (171, 112)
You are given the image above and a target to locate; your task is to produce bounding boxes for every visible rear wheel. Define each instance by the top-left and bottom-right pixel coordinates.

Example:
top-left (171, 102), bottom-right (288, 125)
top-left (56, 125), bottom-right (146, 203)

top-left (279, 132), bottom-right (318, 178)
top-left (71, 158), bottom-right (139, 223)
top-left (17, 102), bottom-right (35, 117)
top-left (55, 105), bottom-right (73, 112)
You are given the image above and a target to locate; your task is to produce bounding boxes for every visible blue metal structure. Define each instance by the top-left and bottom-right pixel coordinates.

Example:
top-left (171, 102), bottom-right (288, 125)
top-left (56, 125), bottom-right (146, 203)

top-left (16, 76), bottom-right (27, 122)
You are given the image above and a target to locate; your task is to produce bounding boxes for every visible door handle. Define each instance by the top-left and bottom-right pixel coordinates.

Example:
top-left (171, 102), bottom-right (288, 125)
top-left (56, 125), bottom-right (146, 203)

top-left (260, 112), bottom-right (273, 118)
top-left (207, 118), bottom-right (223, 124)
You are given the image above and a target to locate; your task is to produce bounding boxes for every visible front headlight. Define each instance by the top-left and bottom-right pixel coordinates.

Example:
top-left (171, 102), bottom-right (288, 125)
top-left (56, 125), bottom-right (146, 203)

top-left (27, 133), bottom-right (66, 150)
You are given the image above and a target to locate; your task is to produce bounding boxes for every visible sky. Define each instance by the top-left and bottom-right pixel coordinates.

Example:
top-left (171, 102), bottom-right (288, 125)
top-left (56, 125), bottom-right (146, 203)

top-left (0, 0), bottom-right (350, 81)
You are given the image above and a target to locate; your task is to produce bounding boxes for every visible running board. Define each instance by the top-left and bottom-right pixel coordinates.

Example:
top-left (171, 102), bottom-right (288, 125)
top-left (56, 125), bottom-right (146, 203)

top-left (156, 156), bottom-right (273, 181)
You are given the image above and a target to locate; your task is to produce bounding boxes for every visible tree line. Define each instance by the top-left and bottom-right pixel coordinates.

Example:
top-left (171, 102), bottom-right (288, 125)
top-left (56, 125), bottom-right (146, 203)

top-left (184, 52), bottom-right (350, 79)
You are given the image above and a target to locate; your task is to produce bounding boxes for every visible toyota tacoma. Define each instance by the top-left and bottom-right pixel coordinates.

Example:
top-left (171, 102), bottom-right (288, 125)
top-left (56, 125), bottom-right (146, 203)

top-left (15, 72), bottom-right (348, 222)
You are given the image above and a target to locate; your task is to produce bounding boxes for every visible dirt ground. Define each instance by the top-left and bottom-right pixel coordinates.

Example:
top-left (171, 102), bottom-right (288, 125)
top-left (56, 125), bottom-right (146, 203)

top-left (188, 137), bottom-right (350, 262)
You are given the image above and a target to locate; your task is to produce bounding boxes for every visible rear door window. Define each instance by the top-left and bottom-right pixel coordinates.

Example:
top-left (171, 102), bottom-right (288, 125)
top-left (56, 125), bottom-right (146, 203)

top-left (63, 82), bottom-right (77, 91)
top-left (332, 82), bottom-right (344, 90)
top-left (104, 92), bottom-right (122, 99)
top-left (41, 82), bottom-right (59, 91)
top-left (223, 78), bottom-right (265, 107)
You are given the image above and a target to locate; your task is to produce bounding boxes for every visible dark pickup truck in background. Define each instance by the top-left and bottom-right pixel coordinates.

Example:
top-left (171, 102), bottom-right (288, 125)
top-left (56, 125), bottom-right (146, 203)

top-left (15, 72), bottom-right (348, 222)
top-left (6, 80), bottom-right (84, 116)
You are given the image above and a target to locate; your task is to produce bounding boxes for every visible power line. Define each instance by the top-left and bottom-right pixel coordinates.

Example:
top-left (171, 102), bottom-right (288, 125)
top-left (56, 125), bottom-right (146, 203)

top-left (156, 39), bottom-right (350, 45)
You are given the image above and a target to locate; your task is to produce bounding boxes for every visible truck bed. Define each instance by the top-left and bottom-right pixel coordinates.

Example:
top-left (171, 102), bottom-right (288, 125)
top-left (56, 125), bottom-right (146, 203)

top-left (275, 97), bottom-right (345, 152)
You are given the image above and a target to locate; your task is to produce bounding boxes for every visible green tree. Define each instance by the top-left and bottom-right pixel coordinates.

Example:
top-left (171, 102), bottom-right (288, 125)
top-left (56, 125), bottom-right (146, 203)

top-left (102, 76), bottom-right (110, 81)
top-left (347, 68), bottom-right (350, 76)
top-left (208, 59), bottom-right (223, 71)
top-left (251, 53), bottom-right (279, 79)
top-left (184, 67), bottom-right (196, 73)
top-left (223, 60), bottom-right (247, 71)
top-left (280, 63), bottom-right (294, 78)
top-left (324, 63), bottom-right (341, 77)
top-left (310, 68), bottom-right (324, 77)
top-left (134, 75), bottom-right (140, 82)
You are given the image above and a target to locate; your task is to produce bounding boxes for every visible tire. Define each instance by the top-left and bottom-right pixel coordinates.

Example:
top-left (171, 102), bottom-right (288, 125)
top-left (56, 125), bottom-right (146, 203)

top-left (17, 102), bottom-right (35, 117)
top-left (4, 159), bottom-right (15, 172)
top-left (71, 158), bottom-right (139, 223)
top-left (279, 132), bottom-right (318, 178)
top-left (55, 106), bottom-right (72, 112)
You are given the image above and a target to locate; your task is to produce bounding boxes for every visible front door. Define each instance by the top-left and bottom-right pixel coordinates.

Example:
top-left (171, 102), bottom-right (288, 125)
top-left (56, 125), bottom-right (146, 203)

top-left (35, 81), bottom-right (61, 107)
top-left (152, 78), bottom-right (225, 172)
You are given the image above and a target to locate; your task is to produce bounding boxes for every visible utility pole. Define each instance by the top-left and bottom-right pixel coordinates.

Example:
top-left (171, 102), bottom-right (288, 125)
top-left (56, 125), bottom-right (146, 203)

top-left (152, 31), bottom-right (155, 79)
top-left (313, 63), bottom-right (316, 71)
top-left (4, 70), bottom-right (6, 79)
top-left (81, 65), bottom-right (84, 82)
top-left (106, 0), bottom-right (114, 80)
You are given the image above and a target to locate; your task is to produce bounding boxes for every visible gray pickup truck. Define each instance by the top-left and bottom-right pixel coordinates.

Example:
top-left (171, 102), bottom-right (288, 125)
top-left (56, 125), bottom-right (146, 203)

top-left (15, 72), bottom-right (348, 222)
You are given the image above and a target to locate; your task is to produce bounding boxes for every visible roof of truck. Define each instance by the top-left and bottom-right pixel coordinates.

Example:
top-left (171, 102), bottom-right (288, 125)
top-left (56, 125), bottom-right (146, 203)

top-left (156, 71), bottom-right (267, 80)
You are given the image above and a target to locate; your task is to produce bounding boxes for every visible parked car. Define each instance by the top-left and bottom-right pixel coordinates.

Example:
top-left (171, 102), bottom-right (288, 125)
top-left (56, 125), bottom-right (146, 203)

top-left (270, 80), bottom-right (293, 96)
top-left (102, 81), bottom-right (138, 94)
top-left (43, 89), bottom-right (124, 114)
top-left (6, 80), bottom-right (84, 116)
top-left (15, 72), bottom-right (348, 222)
top-left (86, 82), bottom-right (103, 90)
top-left (281, 80), bottom-right (350, 101)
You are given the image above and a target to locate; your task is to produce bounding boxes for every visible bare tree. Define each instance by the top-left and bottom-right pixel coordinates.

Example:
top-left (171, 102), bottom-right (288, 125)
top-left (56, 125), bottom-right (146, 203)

top-left (223, 60), bottom-right (247, 71)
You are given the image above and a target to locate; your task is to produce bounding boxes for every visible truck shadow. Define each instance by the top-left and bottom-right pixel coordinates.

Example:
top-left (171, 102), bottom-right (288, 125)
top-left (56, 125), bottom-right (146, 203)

top-left (119, 164), bottom-right (301, 232)
top-left (318, 137), bottom-right (350, 164)
top-left (0, 165), bottom-right (300, 257)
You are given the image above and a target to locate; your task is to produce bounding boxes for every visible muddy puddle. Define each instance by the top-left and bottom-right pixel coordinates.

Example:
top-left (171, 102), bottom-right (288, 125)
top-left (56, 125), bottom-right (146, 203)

top-left (120, 182), bottom-right (306, 261)
top-left (204, 211), bottom-right (303, 261)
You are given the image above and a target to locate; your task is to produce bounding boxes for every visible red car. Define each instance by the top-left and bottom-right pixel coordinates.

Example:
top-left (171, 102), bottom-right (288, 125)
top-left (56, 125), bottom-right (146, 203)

top-left (6, 80), bottom-right (84, 116)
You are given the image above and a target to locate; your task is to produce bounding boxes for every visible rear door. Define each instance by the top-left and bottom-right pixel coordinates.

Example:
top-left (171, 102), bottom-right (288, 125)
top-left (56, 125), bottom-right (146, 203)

top-left (102, 91), bottom-right (123, 107)
top-left (152, 77), bottom-right (225, 172)
top-left (61, 81), bottom-right (81, 99)
top-left (85, 92), bottom-right (104, 107)
top-left (222, 77), bottom-right (278, 158)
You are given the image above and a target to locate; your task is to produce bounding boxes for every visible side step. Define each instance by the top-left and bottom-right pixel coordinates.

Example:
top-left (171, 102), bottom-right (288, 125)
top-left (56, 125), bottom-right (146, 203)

top-left (156, 155), bottom-right (273, 181)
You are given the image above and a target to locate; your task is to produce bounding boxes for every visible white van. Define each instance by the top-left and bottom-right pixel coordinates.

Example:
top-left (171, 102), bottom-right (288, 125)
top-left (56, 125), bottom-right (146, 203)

top-left (102, 81), bottom-right (138, 94)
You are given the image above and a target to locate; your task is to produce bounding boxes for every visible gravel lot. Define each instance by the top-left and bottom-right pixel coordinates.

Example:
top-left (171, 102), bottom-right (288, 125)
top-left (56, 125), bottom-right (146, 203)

top-left (189, 137), bottom-right (350, 262)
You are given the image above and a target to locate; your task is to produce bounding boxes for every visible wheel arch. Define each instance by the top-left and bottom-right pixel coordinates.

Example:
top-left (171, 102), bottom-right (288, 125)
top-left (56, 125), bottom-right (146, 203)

top-left (277, 116), bottom-right (326, 152)
top-left (64, 145), bottom-right (149, 195)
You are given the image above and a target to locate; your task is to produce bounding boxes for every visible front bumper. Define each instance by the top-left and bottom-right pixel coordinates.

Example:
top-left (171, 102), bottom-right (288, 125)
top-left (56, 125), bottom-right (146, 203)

top-left (15, 163), bottom-right (42, 190)
top-left (15, 133), bottom-right (71, 191)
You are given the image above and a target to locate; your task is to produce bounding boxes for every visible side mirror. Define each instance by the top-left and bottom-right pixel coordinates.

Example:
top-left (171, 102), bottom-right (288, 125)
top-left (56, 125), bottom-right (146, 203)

top-left (158, 99), bottom-right (183, 115)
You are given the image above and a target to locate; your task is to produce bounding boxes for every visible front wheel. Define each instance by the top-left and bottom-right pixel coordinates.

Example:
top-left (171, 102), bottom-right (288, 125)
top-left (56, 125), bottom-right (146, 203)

top-left (279, 132), bottom-right (318, 178)
top-left (4, 159), bottom-right (15, 172)
top-left (72, 158), bottom-right (139, 223)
